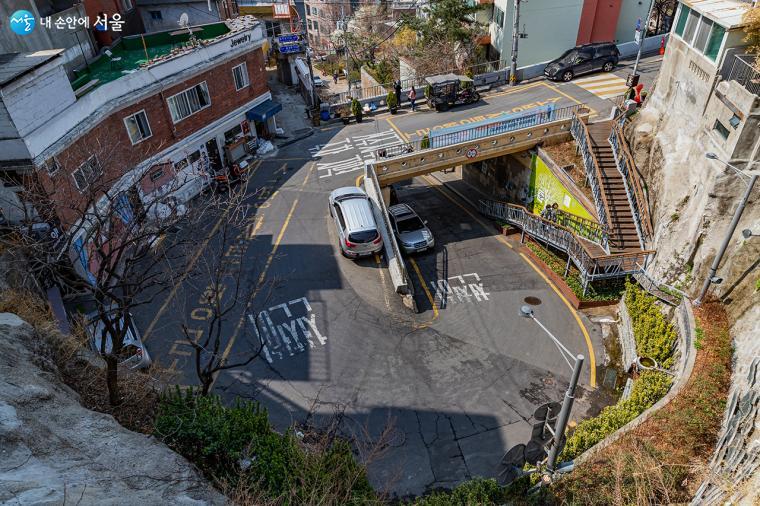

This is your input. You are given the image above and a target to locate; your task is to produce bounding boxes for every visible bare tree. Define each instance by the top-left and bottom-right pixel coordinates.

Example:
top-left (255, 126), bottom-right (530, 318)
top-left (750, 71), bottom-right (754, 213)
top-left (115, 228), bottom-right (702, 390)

top-left (179, 186), bottom-right (268, 395)
top-left (2, 130), bottom-right (227, 406)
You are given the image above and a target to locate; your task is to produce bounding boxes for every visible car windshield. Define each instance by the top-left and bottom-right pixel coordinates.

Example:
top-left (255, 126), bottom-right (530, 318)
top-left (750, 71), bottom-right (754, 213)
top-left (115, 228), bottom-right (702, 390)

top-left (349, 230), bottom-right (379, 243)
top-left (396, 216), bottom-right (425, 233)
top-left (559, 50), bottom-right (577, 64)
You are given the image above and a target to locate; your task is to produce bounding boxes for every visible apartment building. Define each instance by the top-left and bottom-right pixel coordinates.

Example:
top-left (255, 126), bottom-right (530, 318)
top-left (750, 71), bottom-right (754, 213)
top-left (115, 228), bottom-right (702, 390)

top-left (488, 0), bottom-right (655, 66)
top-left (0, 17), bottom-right (278, 235)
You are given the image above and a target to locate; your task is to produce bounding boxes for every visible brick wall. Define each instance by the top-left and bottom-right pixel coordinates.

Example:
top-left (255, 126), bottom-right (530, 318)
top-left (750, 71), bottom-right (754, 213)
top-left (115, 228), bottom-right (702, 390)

top-left (37, 47), bottom-right (268, 227)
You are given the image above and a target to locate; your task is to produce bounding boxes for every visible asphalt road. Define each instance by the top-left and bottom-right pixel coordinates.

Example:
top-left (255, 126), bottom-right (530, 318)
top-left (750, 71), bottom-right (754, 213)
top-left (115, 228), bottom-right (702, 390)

top-left (134, 55), bottom-right (661, 497)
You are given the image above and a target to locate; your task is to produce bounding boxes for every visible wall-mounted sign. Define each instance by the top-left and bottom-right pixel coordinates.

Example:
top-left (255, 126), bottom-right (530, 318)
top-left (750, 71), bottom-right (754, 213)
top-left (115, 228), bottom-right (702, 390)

top-left (273, 4), bottom-right (290, 19)
top-left (465, 147), bottom-right (478, 159)
top-left (278, 34), bottom-right (299, 44)
top-left (279, 43), bottom-right (301, 54)
top-left (230, 33), bottom-right (251, 49)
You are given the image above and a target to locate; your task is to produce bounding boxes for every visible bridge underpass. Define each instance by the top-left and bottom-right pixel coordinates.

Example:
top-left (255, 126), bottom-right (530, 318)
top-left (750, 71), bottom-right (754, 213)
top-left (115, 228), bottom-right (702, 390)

top-left (363, 104), bottom-right (656, 297)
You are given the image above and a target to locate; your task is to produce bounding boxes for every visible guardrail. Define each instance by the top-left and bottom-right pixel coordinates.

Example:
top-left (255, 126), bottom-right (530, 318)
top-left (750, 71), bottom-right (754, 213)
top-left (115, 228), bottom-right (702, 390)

top-left (725, 54), bottom-right (760, 96)
top-left (633, 264), bottom-right (688, 306)
top-left (570, 114), bottom-right (613, 245)
top-left (608, 120), bottom-right (653, 244)
top-left (479, 200), bottom-right (652, 292)
top-left (376, 104), bottom-right (584, 159)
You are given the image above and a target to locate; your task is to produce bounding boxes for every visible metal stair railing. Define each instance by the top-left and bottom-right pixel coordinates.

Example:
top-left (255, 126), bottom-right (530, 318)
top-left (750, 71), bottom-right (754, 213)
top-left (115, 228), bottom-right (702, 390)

top-left (570, 114), bottom-right (613, 252)
top-left (478, 199), bottom-right (653, 291)
top-left (555, 209), bottom-right (608, 250)
top-left (608, 121), bottom-right (653, 247)
top-left (633, 264), bottom-right (689, 306)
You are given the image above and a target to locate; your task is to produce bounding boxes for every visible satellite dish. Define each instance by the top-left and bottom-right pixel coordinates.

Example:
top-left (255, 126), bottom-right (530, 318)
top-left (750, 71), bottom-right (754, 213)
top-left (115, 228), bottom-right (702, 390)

top-left (178, 12), bottom-right (189, 28)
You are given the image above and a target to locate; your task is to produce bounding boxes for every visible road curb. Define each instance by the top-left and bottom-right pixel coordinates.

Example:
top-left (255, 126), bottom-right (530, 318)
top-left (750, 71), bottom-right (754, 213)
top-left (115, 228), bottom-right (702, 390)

top-left (275, 127), bottom-right (314, 148)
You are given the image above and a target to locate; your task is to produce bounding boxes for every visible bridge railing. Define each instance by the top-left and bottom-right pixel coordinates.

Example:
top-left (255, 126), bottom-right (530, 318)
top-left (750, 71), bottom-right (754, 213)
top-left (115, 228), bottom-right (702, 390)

top-left (555, 209), bottom-right (609, 250)
top-left (570, 114), bottom-right (613, 247)
top-left (608, 121), bottom-right (653, 244)
top-left (479, 199), bottom-right (652, 290)
top-left (376, 104), bottom-right (585, 159)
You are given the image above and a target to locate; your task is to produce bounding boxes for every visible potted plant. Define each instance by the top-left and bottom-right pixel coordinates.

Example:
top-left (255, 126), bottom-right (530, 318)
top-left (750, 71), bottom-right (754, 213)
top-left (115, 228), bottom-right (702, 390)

top-left (351, 98), bottom-right (363, 123)
top-left (338, 106), bottom-right (351, 125)
top-left (386, 91), bottom-right (398, 114)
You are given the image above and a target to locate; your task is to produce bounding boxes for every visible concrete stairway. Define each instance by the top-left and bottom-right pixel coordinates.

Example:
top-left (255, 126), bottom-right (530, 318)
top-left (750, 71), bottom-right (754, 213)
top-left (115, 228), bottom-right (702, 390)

top-left (586, 121), bottom-right (641, 252)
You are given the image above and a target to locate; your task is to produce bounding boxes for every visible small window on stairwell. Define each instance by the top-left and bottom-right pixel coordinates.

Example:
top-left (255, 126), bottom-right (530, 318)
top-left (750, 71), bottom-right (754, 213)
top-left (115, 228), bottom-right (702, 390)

top-left (713, 120), bottom-right (730, 140)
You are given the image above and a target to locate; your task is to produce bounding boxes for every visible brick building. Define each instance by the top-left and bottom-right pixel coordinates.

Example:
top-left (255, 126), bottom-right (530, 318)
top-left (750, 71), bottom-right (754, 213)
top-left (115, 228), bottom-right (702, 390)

top-left (0, 16), bottom-right (278, 277)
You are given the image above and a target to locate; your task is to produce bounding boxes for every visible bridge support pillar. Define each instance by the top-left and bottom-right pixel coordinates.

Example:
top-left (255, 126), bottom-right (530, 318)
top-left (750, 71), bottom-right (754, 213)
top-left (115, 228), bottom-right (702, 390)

top-left (380, 186), bottom-right (392, 206)
top-left (564, 256), bottom-right (571, 278)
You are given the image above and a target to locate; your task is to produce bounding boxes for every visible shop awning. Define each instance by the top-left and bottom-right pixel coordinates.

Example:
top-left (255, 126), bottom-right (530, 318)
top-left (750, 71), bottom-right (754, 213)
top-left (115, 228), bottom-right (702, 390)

top-left (246, 100), bottom-right (282, 122)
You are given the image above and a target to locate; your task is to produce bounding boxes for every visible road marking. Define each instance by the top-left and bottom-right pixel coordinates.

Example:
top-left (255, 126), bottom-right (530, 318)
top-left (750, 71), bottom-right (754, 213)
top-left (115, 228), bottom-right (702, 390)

top-left (385, 115), bottom-right (410, 142)
top-left (355, 174), bottom-right (364, 187)
top-left (519, 253), bottom-right (596, 388)
top-left (252, 297), bottom-right (327, 363)
top-left (409, 257), bottom-right (438, 325)
top-left (209, 164), bottom-right (314, 390)
top-left (375, 253), bottom-right (392, 311)
top-left (420, 174), bottom-right (596, 387)
top-left (570, 74), bottom-right (629, 100)
top-left (431, 273), bottom-right (490, 305)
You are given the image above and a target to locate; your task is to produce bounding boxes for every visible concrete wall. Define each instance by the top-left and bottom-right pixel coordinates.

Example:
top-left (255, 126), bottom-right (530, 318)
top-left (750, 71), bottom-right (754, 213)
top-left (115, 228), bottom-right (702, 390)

top-left (577, 0), bottom-right (624, 45)
top-left (614, 0), bottom-right (652, 43)
top-left (702, 79), bottom-right (760, 161)
top-left (138, 2), bottom-right (221, 32)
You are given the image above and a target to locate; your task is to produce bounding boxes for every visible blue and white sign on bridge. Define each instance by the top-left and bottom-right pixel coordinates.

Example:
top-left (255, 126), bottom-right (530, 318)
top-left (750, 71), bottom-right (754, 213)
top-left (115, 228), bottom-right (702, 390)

top-left (277, 34), bottom-right (299, 44)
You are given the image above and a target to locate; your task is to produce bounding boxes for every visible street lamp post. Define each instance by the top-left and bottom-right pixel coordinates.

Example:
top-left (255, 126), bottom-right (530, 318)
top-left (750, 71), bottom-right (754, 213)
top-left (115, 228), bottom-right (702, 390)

top-left (520, 306), bottom-right (585, 474)
top-left (694, 153), bottom-right (758, 305)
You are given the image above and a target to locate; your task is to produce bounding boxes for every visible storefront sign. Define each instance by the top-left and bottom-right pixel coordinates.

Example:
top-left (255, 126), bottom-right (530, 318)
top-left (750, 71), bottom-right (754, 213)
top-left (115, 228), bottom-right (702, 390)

top-left (230, 33), bottom-right (251, 48)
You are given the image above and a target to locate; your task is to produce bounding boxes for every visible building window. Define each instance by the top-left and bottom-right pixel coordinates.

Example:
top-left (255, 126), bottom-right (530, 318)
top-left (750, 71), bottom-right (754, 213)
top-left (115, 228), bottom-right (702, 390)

top-left (311, 6), bottom-right (319, 16)
top-left (674, 5), bottom-right (689, 36)
top-left (704, 24), bottom-right (726, 61)
top-left (682, 9), bottom-right (700, 44)
top-left (149, 10), bottom-right (162, 20)
top-left (149, 167), bottom-right (164, 182)
top-left (72, 156), bottom-right (102, 191)
top-left (312, 21), bottom-right (319, 33)
top-left (232, 62), bottom-right (249, 91)
top-left (45, 156), bottom-right (61, 175)
top-left (693, 17), bottom-right (713, 53)
top-left (166, 82), bottom-right (211, 123)
top-left (493, 5), bottom-right (505, 28)
top-left (121, 0), bottom-right (134, 12)
top-left (713, 120), bottom-right (730, 140)
top-left (124, 110), bottom-right (152, 144)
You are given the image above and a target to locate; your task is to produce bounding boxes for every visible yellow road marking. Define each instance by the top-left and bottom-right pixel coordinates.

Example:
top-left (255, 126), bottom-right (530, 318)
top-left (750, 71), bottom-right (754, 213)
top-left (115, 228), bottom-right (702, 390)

top-left (385, 115), bottom-right (410, 142)
top-left (355, 174), bottom-right (364, 187)
top-left (409, 257), bottom-right (438, 326)
top-left (375, 253), bottom-right (392, 312)
top-left (420, 174), bottom-right (596, 388)
top-left (209, 165), bottom-right (314, 390)
top-left (519, 253), bottom-right (596, 388)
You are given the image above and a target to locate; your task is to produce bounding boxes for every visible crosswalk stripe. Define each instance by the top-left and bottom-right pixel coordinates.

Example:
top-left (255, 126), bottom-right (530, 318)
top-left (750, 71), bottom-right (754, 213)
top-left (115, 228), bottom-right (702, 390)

top-left (581, 82), bottom-right (629, 92)
top-left (573, 74), bottom-right (625, 84)
top-left (571, 73), bottom-right (628, 100)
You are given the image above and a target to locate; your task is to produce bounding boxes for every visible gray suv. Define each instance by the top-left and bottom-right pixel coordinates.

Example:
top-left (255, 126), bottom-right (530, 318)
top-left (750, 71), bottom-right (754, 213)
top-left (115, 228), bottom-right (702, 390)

top-left (329, 187), bottom-right (383, 258)
top-left (388, 204), bottom-right (434, 254)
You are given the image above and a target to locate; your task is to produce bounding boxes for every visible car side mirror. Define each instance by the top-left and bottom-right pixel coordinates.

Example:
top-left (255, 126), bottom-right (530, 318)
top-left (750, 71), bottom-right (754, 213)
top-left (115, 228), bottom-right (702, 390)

top-left (424, 220), bottom-right (429, 225)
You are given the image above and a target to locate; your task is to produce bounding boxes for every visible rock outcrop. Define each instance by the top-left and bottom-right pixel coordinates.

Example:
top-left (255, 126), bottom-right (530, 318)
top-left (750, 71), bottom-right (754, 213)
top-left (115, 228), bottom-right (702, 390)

top-left (0, 313), bottom-right (226, 505)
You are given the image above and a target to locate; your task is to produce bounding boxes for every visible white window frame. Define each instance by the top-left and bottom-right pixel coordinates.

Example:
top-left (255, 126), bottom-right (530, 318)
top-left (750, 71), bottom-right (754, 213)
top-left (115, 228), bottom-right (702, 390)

top-left (123, 110), bottom-right (153, 145)
top-left (72, 155), bottom-right (102, 192)
top-left (232, 62), bottom-right (249, 91)
top-left (45, 156), bottom-right (61, 176)
top-left (166, 82), bottom-right (211, 123)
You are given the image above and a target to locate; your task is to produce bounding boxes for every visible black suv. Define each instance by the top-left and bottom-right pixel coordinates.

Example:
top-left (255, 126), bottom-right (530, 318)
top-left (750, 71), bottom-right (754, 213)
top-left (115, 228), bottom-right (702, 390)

top-left (544, 43), bottom-right (620, 82)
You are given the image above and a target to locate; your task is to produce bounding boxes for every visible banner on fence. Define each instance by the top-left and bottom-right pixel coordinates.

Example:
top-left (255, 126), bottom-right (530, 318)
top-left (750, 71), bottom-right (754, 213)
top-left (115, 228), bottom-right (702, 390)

top-left (428, 104), bottom-right (555, 148)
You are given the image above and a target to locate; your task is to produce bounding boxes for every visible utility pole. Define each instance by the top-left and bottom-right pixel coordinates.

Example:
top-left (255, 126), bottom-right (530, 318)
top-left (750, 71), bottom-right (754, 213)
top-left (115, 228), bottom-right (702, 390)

top-left (301, 19), bottom-right (318, 112)
top-left (510, 0), bottom-right (521, 86)
top-left (341, 5), bottom-right (351, 95)
top-left (546, 354), bottom-right (583, 472)
top-left (632, 0), bottom-right (656, 77)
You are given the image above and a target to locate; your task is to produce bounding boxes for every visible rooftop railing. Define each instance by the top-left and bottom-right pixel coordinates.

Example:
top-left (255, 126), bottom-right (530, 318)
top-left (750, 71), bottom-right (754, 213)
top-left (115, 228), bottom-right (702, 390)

top-left (726, 54), bottom-right (760, 96)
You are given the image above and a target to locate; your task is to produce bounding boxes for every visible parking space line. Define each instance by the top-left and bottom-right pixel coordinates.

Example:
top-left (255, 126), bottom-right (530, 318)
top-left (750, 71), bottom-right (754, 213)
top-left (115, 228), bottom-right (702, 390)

top-left (409, 257), bottom-right (438, 325)
top-left (375, 253), bottom-right (392, 311)
top-left (208, 164), bottom-right (314, 390)
top-left (420, 174), bottom-right (596, 388)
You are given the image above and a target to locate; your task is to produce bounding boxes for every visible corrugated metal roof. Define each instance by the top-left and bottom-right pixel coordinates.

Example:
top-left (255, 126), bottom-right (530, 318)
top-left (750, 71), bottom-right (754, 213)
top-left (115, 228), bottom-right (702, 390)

top-left (0, 50), bottom-right (63, 86)
top-left (683, 0), bottom-right (755, 29)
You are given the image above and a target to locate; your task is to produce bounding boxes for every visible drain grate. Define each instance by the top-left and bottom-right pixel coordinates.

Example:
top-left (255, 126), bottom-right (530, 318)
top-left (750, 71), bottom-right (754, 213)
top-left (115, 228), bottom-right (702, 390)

top-left (523, 296), bottom-right (542, 306)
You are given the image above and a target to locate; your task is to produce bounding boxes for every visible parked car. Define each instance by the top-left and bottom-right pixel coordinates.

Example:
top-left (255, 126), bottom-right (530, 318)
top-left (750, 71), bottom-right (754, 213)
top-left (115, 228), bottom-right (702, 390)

top-left (86, 307), bottom-right (151, 369)
top-left (312, 76), bottom-right (328, 88)
top-left (328, 187), bottom-right (383, 258)
top-left (388, 203), bottom-right (434, 254)
top-left (544, 42), bottom-right (620, 82)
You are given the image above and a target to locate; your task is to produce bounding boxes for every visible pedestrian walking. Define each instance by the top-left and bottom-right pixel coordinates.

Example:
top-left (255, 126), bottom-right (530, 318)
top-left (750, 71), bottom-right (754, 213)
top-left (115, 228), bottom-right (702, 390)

top-left (333, 71), bottom-right (338, 85)
top-left (394, 81), bottom-right (402, 109)
top-left (408, 86), bottom-right (417, 111)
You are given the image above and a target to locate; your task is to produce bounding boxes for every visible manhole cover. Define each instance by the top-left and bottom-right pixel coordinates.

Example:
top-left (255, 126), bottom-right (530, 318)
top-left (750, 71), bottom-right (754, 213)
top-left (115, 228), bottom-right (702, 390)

top-left (523, 296), bottom-right (542, 306)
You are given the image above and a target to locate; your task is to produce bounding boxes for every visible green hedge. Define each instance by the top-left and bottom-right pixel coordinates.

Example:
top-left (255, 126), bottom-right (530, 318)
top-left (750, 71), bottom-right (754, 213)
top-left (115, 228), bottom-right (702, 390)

top-left (560, 370), bottom-right (671, 460)
top-left (525, 241), bottom-right (622, 302)
top-left (411, 478), bottom-right (507, 505)
top-left (154, 388), bottom-right (374, 504)
top-left (624, 280), bottom-right (677, 368)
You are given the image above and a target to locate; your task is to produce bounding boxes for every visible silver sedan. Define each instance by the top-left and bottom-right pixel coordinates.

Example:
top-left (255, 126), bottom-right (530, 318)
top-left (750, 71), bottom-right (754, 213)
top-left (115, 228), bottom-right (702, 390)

top-left (388, 204), bottom-right (435, 254)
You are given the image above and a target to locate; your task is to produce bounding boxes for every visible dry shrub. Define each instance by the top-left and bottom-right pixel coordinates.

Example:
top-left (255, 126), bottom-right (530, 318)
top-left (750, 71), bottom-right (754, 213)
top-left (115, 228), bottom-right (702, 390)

top-left (0, 288), bottom-right (169, 434)
top-left (552, 303), bottom-right (732, 505)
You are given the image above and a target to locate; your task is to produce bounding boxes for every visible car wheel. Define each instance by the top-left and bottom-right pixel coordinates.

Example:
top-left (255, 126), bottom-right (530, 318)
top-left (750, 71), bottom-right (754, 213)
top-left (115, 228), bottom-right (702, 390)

top-left (562, 70), bottom-right (574, 82)
top-left (602, 61), bottom-right (614, 72)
